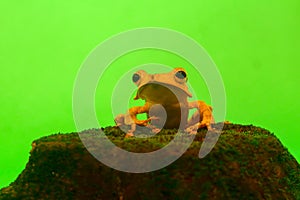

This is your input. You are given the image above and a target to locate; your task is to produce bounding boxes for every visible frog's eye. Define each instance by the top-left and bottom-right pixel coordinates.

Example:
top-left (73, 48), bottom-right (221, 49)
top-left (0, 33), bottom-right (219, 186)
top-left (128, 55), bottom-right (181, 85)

top-left (175, 71), bottom-right (187, 79)
top-left (132, 73), bottom-right (140, 83)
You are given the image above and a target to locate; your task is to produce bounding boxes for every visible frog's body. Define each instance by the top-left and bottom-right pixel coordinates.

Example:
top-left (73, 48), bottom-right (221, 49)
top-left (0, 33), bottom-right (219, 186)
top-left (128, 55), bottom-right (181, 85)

top-left (132, 83), bottom-right (188, 129)
top-left (115, 67), bottom-right (214, 137)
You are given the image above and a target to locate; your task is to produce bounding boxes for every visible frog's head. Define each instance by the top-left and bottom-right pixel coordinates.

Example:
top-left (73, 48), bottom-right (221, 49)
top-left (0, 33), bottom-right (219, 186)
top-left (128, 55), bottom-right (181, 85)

top-left (132, 67), bottom-right (192, 101)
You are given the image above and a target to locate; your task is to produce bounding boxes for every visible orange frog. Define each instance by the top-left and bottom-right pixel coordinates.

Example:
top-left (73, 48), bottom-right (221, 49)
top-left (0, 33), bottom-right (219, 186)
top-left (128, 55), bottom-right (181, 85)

top-left (115, 68), bottom-right (214, 137)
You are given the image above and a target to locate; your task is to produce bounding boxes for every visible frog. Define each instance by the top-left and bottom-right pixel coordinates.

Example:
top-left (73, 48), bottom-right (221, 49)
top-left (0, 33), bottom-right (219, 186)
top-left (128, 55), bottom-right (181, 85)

top-left (114, 112), bottom-right (158, 137)
top-left (115, 67), bottom-right (215, 137)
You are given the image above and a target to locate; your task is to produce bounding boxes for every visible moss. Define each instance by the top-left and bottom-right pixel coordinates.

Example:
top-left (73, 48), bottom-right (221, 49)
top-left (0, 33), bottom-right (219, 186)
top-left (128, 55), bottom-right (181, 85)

top-left (0, 124), bottom-right (299, 200)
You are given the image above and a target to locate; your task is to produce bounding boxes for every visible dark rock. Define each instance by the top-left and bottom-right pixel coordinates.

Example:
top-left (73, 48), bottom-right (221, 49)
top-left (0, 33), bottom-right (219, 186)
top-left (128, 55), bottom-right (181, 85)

top-left (1, 124), bottom-right (299, 200)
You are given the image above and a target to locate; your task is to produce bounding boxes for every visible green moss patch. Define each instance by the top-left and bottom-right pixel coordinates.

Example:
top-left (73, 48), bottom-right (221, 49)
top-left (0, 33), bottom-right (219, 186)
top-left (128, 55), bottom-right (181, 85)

top-left (1, 124), bottom-right (299, 199)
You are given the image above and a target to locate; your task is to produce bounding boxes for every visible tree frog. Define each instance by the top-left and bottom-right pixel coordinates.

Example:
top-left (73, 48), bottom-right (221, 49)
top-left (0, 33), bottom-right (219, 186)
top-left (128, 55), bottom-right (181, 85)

top-left (115, 67), bottom-right (214, 137)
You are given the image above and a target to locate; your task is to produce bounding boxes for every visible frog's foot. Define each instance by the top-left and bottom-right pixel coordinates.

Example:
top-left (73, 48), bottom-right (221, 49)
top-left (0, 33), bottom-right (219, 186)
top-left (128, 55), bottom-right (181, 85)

top-left (124, 122), bottom-right (137, 138)
top-left (146, 123), bottom-right (161, 134)
top-left (185, 124), bottom-right (198, 135)
top-left (198, 121), bottom-right (214, 131)
top-left (125, 130), bottom-right (135, 138)
top-left (185, 122), bottom-right (214, 135)
top-left (151, 127), bottom-right (161, 134)
top-left (144, 116), bottom-right (162, 134)
top-left (125, 133), bottom-right (134, 138)
top-left (186, 118), bottom-right (214, 134)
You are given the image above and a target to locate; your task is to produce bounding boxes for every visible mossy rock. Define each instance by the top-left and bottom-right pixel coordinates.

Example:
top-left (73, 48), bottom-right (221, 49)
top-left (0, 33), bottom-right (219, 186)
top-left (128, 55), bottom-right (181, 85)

top-left (0, 124), bottom-right (299, 200)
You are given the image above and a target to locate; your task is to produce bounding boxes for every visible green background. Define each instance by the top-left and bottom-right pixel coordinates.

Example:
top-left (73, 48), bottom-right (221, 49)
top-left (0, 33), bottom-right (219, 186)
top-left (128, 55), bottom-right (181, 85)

top-left (0, 0), bottom-right (299, 188)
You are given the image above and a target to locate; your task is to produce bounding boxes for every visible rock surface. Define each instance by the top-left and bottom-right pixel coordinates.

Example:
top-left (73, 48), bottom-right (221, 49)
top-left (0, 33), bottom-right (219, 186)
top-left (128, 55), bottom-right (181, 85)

top-left (0, 124), bottom-right (299, 200)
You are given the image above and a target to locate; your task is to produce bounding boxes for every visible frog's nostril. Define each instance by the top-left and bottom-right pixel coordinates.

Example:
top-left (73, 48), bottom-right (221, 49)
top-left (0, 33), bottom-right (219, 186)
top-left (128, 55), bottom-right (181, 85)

top-left (132, 73), bottom-right (140, 83)
top-left (175, 71), bottom-right (187, 79)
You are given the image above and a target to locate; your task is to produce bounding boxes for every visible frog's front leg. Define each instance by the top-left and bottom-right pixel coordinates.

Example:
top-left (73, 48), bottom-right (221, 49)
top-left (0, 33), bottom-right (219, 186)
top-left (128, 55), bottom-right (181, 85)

top-left (114, 113), bottom-right (151, 127)
top-left (185, 100), bottom-right (215, 134)
top-left (125, 104), bottom-right (151, 137)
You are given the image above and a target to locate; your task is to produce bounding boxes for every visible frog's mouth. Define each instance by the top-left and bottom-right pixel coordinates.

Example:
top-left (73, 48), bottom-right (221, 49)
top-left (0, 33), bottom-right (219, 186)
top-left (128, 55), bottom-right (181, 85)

top-left (134, 82), bottom-right (191, 101)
